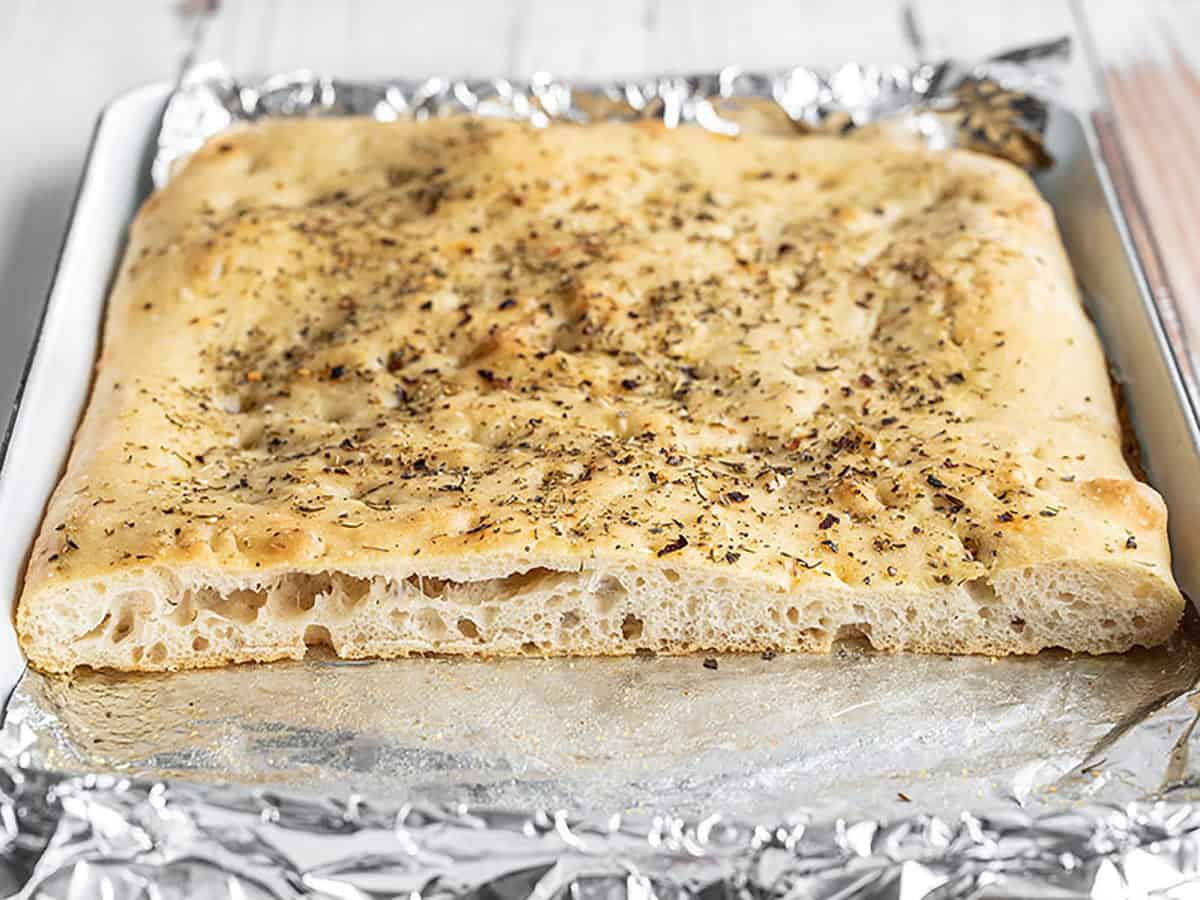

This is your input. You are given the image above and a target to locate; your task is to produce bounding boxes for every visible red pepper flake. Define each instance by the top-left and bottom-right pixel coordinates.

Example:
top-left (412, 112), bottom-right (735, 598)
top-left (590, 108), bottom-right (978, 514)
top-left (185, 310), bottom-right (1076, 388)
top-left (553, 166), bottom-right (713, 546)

top-left (657, 535), bottom-right (688, 556)
top-left (245, 370), bottom-right (263, 383)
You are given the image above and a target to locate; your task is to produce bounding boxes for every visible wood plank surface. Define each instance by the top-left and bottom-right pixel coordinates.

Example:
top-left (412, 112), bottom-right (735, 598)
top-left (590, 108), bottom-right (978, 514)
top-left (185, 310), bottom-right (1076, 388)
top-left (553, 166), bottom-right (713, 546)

top-left (1080, 2), bottom-right (1200, 392)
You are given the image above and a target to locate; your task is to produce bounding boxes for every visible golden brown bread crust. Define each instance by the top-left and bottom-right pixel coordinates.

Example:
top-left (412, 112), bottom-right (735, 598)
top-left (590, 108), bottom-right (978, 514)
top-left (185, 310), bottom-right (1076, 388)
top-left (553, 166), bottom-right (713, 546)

top-left (17, 118), bottom-right (1184, 672)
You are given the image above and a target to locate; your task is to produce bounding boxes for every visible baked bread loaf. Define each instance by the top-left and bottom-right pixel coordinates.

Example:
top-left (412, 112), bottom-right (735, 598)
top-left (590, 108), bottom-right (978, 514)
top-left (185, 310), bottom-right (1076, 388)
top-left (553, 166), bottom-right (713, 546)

top-left (17, 118), bottom-right (1184, 672)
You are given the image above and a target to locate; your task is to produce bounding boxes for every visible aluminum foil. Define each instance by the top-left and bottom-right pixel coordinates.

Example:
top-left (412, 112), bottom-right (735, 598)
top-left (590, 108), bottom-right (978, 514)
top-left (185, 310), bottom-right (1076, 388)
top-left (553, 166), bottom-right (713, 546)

top-left (151, 37), bottom-right (1069, 187)
top-left (4, 646), bottom-right (1200, 897)
top-left (9, 39), bottom-right (1200, 897)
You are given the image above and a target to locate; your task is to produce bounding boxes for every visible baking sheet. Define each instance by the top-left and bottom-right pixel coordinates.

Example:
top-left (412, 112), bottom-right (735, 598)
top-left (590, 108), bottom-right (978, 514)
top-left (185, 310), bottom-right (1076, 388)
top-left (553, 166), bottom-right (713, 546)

top-left (6, 41), bottom-right (1200, 898)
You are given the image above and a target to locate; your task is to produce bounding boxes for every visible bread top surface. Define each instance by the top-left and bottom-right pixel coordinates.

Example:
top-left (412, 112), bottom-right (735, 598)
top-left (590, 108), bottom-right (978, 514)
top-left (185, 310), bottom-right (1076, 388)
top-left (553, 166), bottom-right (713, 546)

top-left (20, 118), bottom-right (1176, 607)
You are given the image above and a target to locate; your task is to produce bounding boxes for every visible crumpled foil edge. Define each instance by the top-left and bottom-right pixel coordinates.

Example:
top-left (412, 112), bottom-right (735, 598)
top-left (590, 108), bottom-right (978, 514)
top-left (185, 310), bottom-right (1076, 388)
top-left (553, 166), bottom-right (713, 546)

top-left (152, 36), bottom-right (1069, 187)
top-left (4, 759), bottom-right (1200, 898)
top-left (11, 37), bottom-right (1200, 898)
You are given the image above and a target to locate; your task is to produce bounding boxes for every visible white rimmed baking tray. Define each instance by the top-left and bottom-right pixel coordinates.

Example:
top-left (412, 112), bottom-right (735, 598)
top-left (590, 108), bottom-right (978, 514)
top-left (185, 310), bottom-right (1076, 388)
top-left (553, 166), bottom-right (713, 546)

top-left (0, 84), bottom-right (170, 701)
top-left (1, 84), bottom-right (1198, 705)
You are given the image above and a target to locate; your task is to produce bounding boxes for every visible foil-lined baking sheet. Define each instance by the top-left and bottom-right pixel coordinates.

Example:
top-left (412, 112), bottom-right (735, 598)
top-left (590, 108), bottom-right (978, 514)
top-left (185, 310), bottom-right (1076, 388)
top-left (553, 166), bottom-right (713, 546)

top-left (8, 39), bottom-right (1200, 898)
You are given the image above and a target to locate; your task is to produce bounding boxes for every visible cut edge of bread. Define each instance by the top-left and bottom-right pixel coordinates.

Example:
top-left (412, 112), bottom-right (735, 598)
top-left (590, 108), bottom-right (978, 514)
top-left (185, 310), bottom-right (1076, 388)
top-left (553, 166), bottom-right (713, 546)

top-left (17, 554), bottom-right (1184, 672)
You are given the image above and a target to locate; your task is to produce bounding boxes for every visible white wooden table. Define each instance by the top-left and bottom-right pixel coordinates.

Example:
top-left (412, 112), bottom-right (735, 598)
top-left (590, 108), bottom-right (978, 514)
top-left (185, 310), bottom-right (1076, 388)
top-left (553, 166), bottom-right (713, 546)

top-left (0, 1), bottom-right (1191, 425)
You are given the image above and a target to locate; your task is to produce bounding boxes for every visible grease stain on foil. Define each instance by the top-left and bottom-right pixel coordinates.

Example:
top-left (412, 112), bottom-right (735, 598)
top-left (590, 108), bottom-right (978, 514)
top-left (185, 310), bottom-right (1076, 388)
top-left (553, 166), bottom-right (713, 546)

top-left (9, 639), bottom-right (1200, 820)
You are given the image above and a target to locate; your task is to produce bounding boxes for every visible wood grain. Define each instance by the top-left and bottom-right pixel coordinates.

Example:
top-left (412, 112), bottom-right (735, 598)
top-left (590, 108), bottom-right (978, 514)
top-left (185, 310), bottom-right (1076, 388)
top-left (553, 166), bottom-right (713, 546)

top-left (1078, 1), bottom-right (1200, 392)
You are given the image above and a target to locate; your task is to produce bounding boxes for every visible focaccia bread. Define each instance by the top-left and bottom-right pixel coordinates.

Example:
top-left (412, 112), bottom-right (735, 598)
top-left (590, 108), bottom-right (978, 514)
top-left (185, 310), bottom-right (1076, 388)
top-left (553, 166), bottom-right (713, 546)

top-left (17, 118), bottom-right (1184, 672)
